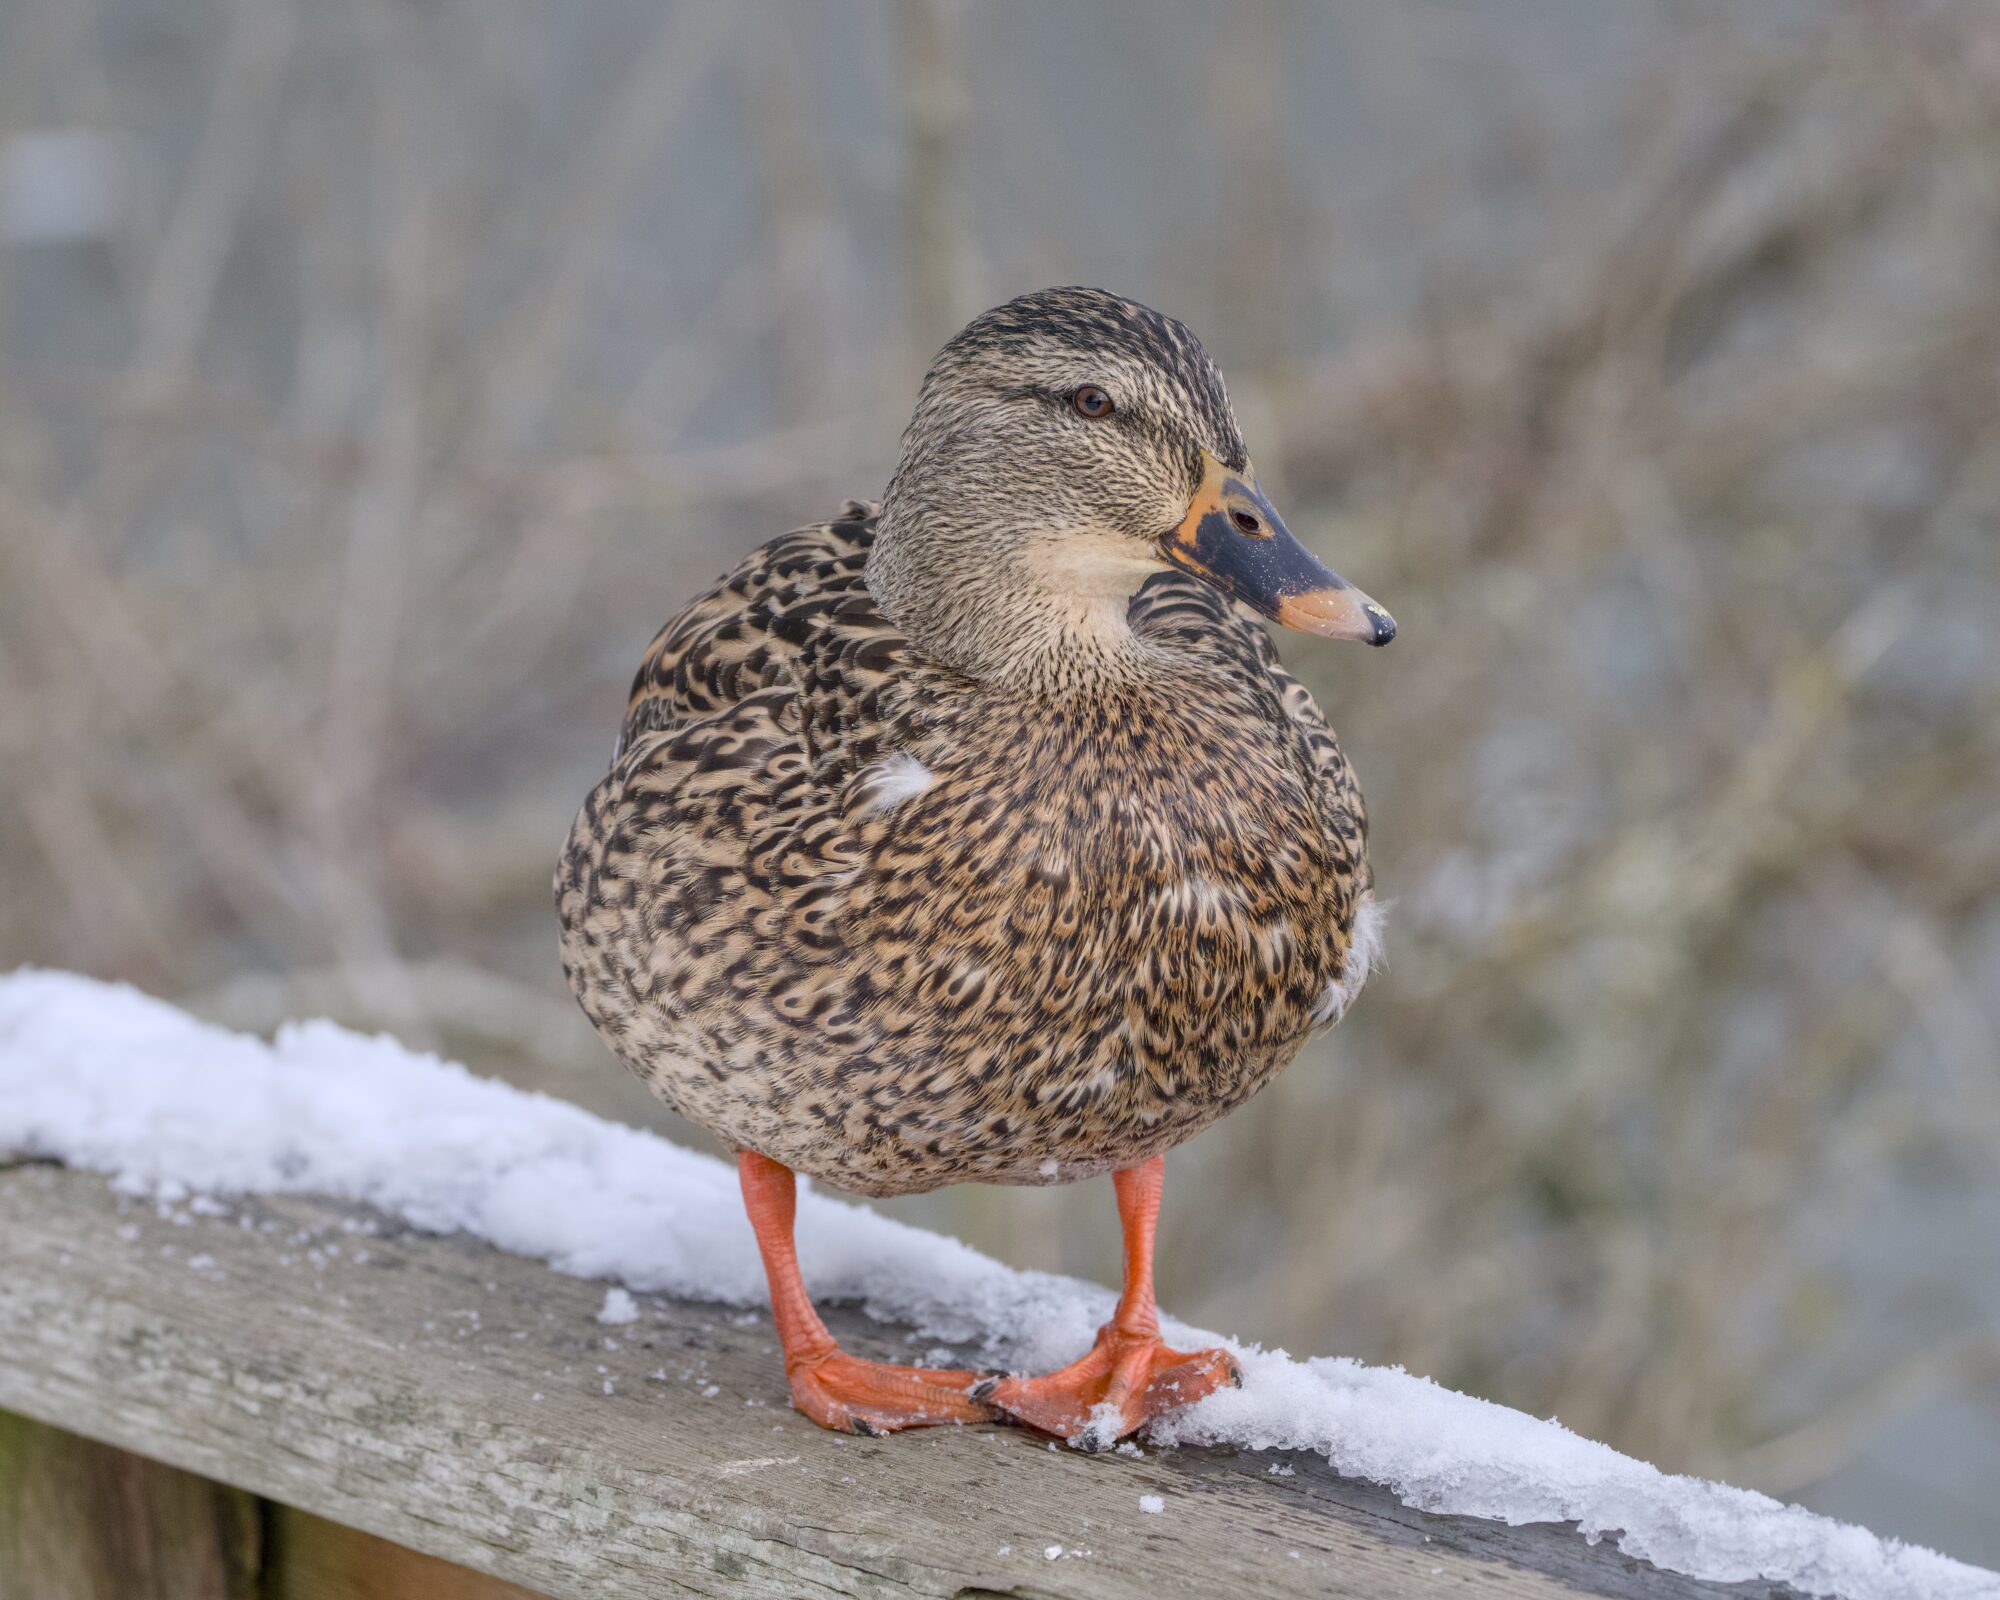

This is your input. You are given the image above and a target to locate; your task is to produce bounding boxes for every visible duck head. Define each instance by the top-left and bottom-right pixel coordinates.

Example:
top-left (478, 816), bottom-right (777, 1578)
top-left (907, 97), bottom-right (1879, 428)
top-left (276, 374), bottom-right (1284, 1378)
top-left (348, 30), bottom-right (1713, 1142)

top-left (868, 286), bottom-right (1393, 687)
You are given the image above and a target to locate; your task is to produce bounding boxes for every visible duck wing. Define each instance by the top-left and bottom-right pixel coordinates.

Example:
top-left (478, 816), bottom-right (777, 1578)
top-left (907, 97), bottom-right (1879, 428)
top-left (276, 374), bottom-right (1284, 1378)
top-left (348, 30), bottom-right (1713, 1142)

top-left (615, 501), bottom-right (888, 757)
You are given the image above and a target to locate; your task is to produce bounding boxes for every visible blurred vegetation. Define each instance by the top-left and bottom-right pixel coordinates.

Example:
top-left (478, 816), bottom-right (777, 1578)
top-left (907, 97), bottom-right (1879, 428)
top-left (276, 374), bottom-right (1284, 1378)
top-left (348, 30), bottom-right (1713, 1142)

top-left (2, 0), bottom-right (1997, 1560)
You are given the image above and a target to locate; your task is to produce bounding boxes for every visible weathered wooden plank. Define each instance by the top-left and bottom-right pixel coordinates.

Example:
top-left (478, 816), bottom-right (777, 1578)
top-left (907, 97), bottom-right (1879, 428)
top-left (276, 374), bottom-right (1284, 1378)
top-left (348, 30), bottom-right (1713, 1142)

top-left (0, 1165), bottom-right (1792, 1600)
top-left (266, 1505), bottom-right (553, 1600)
top-left (0, 1407), bottom-right (260, 1600)
top-left (0, 1408), bottom-right (548, 1600)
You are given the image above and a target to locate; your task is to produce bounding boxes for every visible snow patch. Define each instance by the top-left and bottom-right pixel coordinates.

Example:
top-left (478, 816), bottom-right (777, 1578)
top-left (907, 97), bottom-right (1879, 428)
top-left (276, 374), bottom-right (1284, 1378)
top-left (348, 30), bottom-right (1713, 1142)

top-left (1076, 1400), bottom-right (1125, 1454)
top-left (0, 969), bottom-right (1993, 1600)
top-left (1139, 1493), bottom-right (1165, 1514)
top-left (596, 1286), bottom-right (639, 1326)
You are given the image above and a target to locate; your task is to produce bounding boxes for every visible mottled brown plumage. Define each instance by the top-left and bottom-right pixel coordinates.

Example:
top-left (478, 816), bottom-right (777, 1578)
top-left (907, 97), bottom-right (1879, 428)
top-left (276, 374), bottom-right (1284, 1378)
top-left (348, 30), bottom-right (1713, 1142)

top-left (558, 502), bottom-right (1377, 1196)
top-left (555, 286), bottom-right (1390, 1438)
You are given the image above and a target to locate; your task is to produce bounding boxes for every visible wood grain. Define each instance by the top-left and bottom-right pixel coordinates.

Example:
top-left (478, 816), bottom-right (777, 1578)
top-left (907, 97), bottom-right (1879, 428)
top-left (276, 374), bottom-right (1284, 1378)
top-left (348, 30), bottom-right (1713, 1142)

top-left (0, 1407), bottom-right (259, 1600)
top-left (268, 1506), bottom-right (553, 1600)
top-left (0, 1165), bottom-right (1797, 1599)
top-left (0, 1409), bottom-right (548, 1600)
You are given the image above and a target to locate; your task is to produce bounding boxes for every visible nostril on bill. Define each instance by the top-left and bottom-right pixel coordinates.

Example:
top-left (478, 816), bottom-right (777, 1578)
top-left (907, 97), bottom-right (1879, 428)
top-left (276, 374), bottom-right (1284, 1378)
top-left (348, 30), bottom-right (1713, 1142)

top-left (1230, 508), bottom-right (1264, 536)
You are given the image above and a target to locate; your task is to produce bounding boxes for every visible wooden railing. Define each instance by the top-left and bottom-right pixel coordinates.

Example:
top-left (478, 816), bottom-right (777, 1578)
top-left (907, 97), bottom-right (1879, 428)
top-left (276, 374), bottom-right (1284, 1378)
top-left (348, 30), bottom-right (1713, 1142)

top-left (0, 1162), bottom-right (1793, 1599)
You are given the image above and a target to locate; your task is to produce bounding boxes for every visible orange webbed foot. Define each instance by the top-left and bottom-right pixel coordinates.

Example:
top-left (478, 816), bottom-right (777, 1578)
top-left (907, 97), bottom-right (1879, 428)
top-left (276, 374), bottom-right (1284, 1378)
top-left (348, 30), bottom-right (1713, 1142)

top-left (737, 1151), bottom-right (1001, 1435)
top-left (980, 1321), bottom-right (1241, 1448)
top-left (787, 1350), bottom-right (1000, 1435)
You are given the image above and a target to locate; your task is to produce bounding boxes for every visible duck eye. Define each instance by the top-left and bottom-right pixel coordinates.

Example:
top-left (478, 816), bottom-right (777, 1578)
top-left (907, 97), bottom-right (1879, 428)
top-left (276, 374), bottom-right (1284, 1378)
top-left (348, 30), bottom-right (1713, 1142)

top-left (1072, 385), bottom-right (1114, 419)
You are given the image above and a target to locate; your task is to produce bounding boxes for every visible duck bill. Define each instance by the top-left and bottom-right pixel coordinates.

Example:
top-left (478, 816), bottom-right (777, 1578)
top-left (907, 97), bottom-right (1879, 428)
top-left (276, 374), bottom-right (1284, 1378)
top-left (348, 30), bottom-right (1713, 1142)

top-left (1158, 453), bottom-right (1395, 645)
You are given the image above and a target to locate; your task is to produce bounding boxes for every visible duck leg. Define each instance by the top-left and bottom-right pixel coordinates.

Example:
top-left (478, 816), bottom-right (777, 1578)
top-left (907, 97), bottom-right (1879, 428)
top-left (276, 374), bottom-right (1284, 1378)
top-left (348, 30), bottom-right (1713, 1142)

top-left (981, 1155), bottom-right (1241, 1447)
top-left (738, 1150), bottom-right (997, 1434)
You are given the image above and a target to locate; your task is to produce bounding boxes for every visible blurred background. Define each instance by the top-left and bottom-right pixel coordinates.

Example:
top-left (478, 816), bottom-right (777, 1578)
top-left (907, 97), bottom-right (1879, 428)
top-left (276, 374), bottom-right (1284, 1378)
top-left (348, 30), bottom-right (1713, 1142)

top-left (3, 0), bottom-right (1998, 1564)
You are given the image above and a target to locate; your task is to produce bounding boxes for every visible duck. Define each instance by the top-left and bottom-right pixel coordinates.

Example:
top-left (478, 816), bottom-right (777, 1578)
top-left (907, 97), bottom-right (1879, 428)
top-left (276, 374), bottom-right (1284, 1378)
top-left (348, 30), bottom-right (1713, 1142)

top-left (556, 286), bottom-right (1392, 1444)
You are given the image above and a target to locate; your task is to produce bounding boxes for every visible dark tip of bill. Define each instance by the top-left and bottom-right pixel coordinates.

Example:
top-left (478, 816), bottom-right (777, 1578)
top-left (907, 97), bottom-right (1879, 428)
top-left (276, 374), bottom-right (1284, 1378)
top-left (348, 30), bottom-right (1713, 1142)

top-left (1368, 605), bottom-right (1397, 646)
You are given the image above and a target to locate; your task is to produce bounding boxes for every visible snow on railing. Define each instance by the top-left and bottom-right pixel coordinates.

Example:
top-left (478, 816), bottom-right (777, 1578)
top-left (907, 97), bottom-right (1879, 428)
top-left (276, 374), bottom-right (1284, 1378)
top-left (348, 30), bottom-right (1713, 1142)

top-left (1, 970), bottom-right (1994, 1600)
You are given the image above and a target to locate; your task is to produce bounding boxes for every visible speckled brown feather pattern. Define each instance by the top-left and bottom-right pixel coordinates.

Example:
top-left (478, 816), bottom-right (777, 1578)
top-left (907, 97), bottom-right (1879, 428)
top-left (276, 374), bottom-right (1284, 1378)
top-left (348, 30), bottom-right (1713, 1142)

top-left (556, 503), bottom-right (1376, 1198)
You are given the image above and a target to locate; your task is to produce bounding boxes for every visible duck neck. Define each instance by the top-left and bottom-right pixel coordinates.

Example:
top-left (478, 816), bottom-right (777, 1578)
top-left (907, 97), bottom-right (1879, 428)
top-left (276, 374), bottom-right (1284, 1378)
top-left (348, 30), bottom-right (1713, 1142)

top-left (866, 507), bottom-right (1158, 694)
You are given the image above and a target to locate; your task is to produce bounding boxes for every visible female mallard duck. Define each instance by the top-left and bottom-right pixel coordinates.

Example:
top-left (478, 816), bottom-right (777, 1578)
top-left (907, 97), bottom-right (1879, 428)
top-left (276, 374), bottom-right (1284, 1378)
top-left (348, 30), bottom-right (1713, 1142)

top-left (557, 286), bottom-right (1392, 1443)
